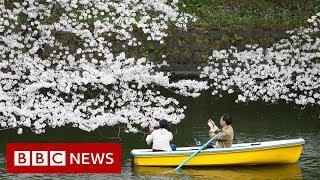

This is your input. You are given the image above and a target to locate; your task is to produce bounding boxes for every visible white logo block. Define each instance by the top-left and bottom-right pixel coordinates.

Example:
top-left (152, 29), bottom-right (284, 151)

top-left (14, 151), bottom-right (30, 166)
top-left (32, 151), bottom-right (48, 166)
top-left (50, 151), bottom-right (66, 166)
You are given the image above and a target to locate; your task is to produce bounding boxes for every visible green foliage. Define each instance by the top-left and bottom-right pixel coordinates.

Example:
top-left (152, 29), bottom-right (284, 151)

top-left (17, 12), bottom-right (28, 24)
top-left (135, 12), bottom-right (143, 22)
top-left (43, 4), bottom-right (64, 24)
top-left (75, 36), bottom-right (85, 47)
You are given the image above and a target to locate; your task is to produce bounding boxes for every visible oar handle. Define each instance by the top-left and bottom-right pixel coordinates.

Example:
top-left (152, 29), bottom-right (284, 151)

top-left (175, 134), bottom-right (218, 172)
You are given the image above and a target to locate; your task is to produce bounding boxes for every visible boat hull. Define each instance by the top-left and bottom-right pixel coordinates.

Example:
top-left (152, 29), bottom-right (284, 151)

top-left (131, 139), bottom-right (304, 166)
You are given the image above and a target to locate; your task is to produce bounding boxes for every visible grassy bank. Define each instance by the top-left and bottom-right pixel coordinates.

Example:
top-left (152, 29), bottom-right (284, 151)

top-left (180, 0), bottom-right (320, 27)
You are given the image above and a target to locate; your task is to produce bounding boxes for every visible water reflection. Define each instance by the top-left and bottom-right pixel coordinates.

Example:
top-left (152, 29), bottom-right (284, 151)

top-left (133, 164), bottom-right (302, 179)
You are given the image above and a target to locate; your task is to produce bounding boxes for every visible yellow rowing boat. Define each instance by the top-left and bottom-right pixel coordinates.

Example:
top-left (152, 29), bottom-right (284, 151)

top-left (130, 138), bottom-right (304, 166)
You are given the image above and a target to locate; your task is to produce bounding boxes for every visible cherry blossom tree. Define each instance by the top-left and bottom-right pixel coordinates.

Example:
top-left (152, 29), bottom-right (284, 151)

top-left (200, 13), bottom-right (320, 106)
top-left (0, 0), bottom-right (207, 134)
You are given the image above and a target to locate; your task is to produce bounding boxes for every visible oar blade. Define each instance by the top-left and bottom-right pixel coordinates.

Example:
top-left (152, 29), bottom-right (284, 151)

top-left (175, 168), bottom-right (182, 173)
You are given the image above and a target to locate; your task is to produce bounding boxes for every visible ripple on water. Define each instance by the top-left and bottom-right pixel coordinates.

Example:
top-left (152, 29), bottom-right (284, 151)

top-left (298, 131), bottom-right (320, 179)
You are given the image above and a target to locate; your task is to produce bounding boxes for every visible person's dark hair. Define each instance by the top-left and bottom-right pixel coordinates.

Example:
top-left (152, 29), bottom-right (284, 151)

top-left (159, 120), bottom-right (170, 131)
top-left (222, 114), bottom-right (232, 125)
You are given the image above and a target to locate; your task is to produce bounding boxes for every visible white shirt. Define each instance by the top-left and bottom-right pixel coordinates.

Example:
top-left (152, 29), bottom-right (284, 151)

top-left (146, 128), bottom-right (173, 151)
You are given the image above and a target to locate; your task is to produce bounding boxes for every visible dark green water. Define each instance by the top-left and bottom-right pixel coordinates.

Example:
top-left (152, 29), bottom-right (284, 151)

top-left (0, 91), bottom-right (319, 179)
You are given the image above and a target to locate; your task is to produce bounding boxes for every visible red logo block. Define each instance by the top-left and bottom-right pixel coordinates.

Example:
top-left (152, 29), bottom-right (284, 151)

top-left (6, 143), bottom-right (121, 173)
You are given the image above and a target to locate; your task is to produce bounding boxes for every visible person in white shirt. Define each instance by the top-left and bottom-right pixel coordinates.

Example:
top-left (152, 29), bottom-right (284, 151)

top-left (146, 120), bottom-right (175, 152)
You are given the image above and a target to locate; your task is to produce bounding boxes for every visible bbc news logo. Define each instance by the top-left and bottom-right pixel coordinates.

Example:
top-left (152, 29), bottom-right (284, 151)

top-left (14, 151), bottom-right (114, 166)
top-left (6, 143), bottom-right (121, 173)
top-left (14, 151), bottom-right (66, 166)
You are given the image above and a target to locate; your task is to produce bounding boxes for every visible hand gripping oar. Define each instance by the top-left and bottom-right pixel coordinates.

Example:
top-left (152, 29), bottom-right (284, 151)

top-left (175, 134), bottom-right (218, 173)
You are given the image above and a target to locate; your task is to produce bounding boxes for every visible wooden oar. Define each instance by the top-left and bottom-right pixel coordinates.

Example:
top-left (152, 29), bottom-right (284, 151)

top-left (175, 134), bottom-right (218, 173)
